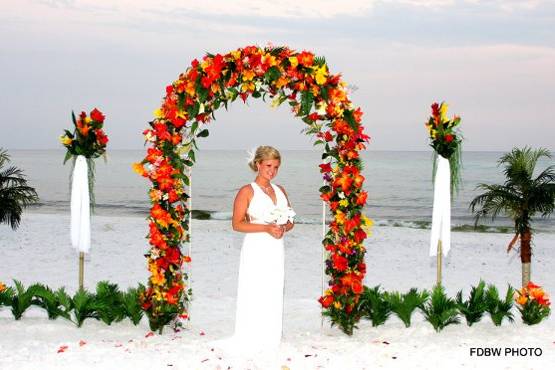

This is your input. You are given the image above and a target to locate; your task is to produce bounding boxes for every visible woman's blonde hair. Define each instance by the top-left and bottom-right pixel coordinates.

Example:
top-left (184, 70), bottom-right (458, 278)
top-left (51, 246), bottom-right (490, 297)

top-left (248, 146), bottom-right (281, 172)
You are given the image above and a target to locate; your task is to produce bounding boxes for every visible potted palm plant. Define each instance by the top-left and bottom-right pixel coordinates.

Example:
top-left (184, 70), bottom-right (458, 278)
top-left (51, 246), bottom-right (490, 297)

top-left (470, 147), bottom-right (555, 287)
top-left (0, 149), bottom-right (38, 230)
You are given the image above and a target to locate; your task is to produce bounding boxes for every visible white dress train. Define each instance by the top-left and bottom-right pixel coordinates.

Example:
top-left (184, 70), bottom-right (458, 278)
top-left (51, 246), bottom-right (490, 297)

top-left (214, 182), bottom-right (288, 356)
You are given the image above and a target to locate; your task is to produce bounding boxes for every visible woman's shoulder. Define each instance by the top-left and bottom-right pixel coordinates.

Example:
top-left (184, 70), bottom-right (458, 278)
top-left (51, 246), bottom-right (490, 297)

top-left (236, 183), bottom-right (255, 197)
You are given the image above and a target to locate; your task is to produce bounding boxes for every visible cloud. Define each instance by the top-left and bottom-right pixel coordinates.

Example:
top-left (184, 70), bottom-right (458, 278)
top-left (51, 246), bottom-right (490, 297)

top-left (28, 0), bottom-right (377, 19)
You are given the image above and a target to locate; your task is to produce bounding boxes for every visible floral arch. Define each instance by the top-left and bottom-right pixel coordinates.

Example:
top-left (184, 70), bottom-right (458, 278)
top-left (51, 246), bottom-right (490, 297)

top-left (134, 45), bottom-right (371, 334)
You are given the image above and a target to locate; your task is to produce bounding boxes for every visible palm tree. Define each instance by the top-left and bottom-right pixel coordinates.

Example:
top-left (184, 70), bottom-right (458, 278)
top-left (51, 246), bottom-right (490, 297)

top-left (470, 147), bottom-right (555, 287)
top-left (0, 149), bottom-right (39, 230)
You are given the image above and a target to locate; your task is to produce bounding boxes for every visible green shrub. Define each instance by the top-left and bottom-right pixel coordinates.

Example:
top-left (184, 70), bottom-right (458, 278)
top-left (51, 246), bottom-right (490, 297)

top-left (123, 285), bottom-right (144, 325)
top-left (456, 280), bottom-right (487, 326)
top-left (359, 286), bottom-right (391, 327)
top-left (420, 285), bottom-right (460, 332)
top-left (11, 280), bottom-right (43, 320)
top-left (72, 288), bottom-right (101, 327)
top-left (94, 281), bottom-right (125, 325)
top-left (33, 284), bottom-right (72, 320)
top-left (385, 288), bottom-right (429, 327)
top-left (0, 285), bottom-right (15, 308)
top-left (485, 284), bottom-right (514, 326)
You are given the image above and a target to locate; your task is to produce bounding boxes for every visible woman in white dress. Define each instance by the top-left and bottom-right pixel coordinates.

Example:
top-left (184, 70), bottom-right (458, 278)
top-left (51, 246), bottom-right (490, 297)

top-left (225, 145), bottom-right (294, 354)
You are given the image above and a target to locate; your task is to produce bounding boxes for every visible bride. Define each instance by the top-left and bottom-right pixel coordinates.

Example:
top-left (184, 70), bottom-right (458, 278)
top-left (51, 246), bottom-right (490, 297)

top-left (219, 145), bottom-right (294, 354)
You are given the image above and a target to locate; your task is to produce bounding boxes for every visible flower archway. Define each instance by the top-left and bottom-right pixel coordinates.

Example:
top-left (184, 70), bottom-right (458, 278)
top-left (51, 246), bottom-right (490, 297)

top-left (134, 45), bottom-right (371, 334)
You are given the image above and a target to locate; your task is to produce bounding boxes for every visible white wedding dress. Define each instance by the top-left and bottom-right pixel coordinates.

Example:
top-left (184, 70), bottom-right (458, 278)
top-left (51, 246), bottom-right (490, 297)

top-left (214, 182), bottom-right (289, 356)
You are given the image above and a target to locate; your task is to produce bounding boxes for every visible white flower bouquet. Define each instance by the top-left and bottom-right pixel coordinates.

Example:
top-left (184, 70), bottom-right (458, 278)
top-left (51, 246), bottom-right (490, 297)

top-left (263, 206), bottom-right (296, 225)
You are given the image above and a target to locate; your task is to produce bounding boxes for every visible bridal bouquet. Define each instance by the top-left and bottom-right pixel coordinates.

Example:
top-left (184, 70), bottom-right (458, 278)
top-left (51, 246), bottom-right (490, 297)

top-left (263, 206), bottom-right (296, 225)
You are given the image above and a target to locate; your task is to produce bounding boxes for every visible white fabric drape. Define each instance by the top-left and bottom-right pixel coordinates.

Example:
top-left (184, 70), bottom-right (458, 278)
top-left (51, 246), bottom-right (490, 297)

top-left (71, 155), bottom-right (91, 253)
top-left (430, 155), bottom-right (451, 257)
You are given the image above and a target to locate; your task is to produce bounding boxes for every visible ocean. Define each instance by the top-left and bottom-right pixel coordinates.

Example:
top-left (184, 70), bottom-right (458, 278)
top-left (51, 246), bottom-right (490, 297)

top-left (6, 149), bottom-right (555, 233)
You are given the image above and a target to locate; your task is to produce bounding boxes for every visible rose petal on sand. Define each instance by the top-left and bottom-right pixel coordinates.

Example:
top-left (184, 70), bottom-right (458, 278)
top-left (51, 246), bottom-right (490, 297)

top-left (79, 340), bottom-right (87, 347)
top-left (57, 345), bottom-right (68, 353)
top-left (145, 332), bottom-right (155, 338)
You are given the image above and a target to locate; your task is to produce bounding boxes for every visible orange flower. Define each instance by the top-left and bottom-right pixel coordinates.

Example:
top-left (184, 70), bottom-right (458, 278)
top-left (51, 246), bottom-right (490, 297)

top-left (132, 162), bottom-right (147, 177)
top-left (0, 282), bottom-right (6, 292)
top-left (151, 204), bottom-right (173, 229)
top-left (333, 173), bottom-right (353, 193)
top-left (297, 51), bottom-right (314, 67)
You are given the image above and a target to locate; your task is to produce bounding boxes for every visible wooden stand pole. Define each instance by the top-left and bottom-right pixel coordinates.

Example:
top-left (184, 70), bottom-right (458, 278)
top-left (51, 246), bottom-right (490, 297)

top-left (79, 252), bottom-right (85, 290)
top-left (436, 240), bottom-right (442, 286)
top-left (321, 199), bottom-right (326, 329)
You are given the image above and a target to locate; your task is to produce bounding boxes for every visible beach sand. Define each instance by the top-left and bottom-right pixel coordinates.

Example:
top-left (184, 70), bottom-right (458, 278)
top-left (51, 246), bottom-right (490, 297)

top-left (1, 213), bottom-right (554, 369)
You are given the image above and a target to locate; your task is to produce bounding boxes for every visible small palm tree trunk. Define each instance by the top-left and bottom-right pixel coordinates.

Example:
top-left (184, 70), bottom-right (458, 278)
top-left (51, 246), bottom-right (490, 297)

top-left (520, 229), bottom-right (532, 287)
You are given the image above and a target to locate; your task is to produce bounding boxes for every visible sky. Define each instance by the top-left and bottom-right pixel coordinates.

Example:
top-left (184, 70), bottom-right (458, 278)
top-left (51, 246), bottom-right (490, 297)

top-left (0, 0), bottom-right (554, 151)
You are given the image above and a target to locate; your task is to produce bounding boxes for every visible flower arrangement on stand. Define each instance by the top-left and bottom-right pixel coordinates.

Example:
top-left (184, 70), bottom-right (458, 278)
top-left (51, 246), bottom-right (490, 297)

top-left (135, 45), bottom-right (370, 334)
top-left (60, 108), bottom-right (108, 290)
top-left (425, 101), bottom-right (463, 286)
top-left (425, 102), bottom-right (462, 194)
top-left (515, 281), bottom-right (551, 325)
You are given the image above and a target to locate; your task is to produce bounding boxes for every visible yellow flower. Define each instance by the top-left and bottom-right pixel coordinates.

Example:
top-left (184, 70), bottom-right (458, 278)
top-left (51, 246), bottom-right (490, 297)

top-left (313, 65), bottom-right (328, 85)
top-left (439, 102), bottom-right (449, 122)
top-left (339, 199), bottom-right (349, 207)
top-left (335, 210), bottom-right (346, 224)
top-left (132, 162), bottom-right (146, 176)
top-left (59, 135), bottom-right (72, 146)
top-left (231, 50), bottom-right (241, 60)
top-left (288, 56), bottom-right (298, 68)
top-left (361, 215), bottom-right (374, 235)
top-left (263, 54), bottom-right (277, 67)
top-left (333, 301), bottom-right (342, 309)
top-left (241, 81), bottom-right (255, 92)
top-left (153, 108), bottom-right (164, 119)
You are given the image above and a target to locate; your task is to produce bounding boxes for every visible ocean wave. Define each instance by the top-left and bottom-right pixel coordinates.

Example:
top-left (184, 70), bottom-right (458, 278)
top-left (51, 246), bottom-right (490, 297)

top-left (28, 202), bottom-right (553, 233)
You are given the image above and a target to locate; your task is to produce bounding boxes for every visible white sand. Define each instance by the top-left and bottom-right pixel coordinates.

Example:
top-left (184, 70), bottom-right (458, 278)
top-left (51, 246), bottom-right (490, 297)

top-left (1, 213), bottom-right (554, 369)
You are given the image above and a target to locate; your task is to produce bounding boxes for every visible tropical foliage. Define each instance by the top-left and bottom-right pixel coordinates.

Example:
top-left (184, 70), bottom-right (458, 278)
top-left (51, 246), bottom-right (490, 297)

top-left (0, 149), bottom-right (39, 230)
top-left (470, 147), bottom-right (555, 287)
top-left (485, 284), bottom-right (514, 326)
top-left (134, 45), bottom-right (370, 333)
top-left (420, 285), bottom-right (460, 332)
top-left (455, 280), bottom-right (488, 326)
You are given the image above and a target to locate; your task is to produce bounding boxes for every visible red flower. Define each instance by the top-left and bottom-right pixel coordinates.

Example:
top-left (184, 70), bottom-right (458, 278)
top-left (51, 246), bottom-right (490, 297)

top-left (332, 254), bottom-right (349, 272)
top-left (95, 129), bottom-right (109, 145)
top-left (351, 279), bottom-right (363, 294)
top-left (444, 134), bottom-right (454, 143)
top-left (319, 163), bottom-right (332, 173)
top-left (90, 108), bottom-right (105, 123)
top-left (318, 295), bottom-right (334, 308)
top-left (354, 229), bottom-right (366, 243)
top-left (324, 131), bottom-right (333, 142)
top-left (356, 191), bottom-right (368, 206)
top-left (353, 108), bottom-right (363, 123)
top-left (431, 102), bottom-right (440, 119)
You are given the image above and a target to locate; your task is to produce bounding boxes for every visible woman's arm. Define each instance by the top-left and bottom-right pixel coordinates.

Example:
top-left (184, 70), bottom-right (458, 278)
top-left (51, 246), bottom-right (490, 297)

top-left (232, 185), bottom-right (283, 238)
top-left (277, 184), bottom-right (295, 233)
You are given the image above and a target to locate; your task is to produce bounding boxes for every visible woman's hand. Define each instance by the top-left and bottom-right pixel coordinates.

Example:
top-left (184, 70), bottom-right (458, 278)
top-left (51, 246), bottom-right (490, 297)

top-left (266, 224), bottom-right (284, 239)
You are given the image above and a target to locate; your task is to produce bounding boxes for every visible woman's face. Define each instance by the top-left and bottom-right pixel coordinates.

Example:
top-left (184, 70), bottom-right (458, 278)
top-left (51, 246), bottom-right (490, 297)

top-left (257, 159), bottom-right (280, 181)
